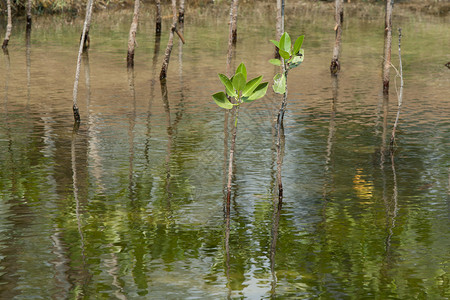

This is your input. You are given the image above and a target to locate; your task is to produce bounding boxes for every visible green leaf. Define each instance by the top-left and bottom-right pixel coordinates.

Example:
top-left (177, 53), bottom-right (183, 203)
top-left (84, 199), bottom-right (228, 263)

top-left (232, 72), bottom-right (246, 92)
top-left (293, 35), bottom-right (304, 56)
top-left (270, 39), bottom-right (280, 48)
top-left (218, 73), bottom-right (237, 97)
top-left (279, 49), bottom-right (290, 60)
top-left (289, 49), bottom-right (304, 69)
top-left (243, 82), bottom-right (269, 102)
top-left (236, 63), bottom-right (247, 82)
top-left (269, 59), bottom-right (281, 66)
top-left (272, 73), bottom-right (286, 94)
top-left (212, 92), bottom-right (233, 109)
top-left (242, 75), bottom-right (262, 97)
top-left (279, 32), bottom-right (291, 54)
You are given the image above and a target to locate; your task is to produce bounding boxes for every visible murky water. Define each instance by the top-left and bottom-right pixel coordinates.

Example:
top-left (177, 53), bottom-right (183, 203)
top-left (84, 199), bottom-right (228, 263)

top-left (1, 3), bottom-right (449, 299)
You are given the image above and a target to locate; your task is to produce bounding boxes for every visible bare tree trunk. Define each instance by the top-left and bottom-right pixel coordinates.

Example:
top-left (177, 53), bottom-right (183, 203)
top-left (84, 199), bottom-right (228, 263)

top-left (330, 0), bottom-right (343, 74)
top-left (127, 0), bottom-right (140, 68)
top-left (178, 0), bottom-right (186, 23)
top-left (230, 0), bottom-right (239, 45)
top-left (159, 0), bottom-right (178, 81)
top-left (73, 0), bottom-right (95, 122)
top-left (26, 0), bottom-right (32, 28)
top-left (2, 0), bottom-right (12, 50)
top-left (383, 0), bottom-right (394, 94)
top-left (390, 28), bottom-right (403, 149)
top-left (26, 23), bottom-right (31, 107)
top-left (155, 0), bottom-right (162, 35)
top-left (275, 0), bottom-right (284, 58)
top-left (82, 0), bottom-right (94, 50)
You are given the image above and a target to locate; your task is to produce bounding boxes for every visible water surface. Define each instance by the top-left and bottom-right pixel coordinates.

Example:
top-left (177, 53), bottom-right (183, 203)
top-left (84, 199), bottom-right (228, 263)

top-left (0, 3), bottom-right (449, 299)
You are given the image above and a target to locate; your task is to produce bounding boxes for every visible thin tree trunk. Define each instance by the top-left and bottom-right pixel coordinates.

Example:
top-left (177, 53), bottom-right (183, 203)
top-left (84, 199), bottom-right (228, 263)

top-left (178, 0), bottom-right (186, 23)
top-left (330, 0), bottom-right (343, 74)
top-left (73, 0), bottom-right (95, 122)
top-left (26, 24), bottom-right (31, 107)
top-left (275, 0), bottom-right (284, 58)
top-left (127, 0), bottom-right (140, 68)
top-left (383, 0), bottom-right (394, 94)
top-left (230, 0), bottom-right (239, 45)
top-left (159, 0), bottom-right (178, 81)
top-left (155, 0), bottom-right (162, 35)
top-left (226, 0), bottom-right (238, 74)
top-left (82, 0), bottom-right (94, 50)
top-left (26, 0), bottom-right (32, 28)
top-left (390, 28), bottom-right (403, 149)
top-left (2, 0), bottom-right (12, 50)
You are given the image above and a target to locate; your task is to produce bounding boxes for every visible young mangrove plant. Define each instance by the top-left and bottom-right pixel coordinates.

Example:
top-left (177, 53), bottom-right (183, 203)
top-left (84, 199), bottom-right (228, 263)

top-left (212, 63), bottom-right (269, 200)
top-left (270, 32), bottom-right (304, 98)
top-left (269, 32), bottom-right (304, 196)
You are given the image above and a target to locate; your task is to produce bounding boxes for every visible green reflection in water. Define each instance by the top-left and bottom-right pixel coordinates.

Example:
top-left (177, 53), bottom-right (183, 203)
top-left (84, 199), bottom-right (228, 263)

top-left (0, 3), bottom-right (449, 299)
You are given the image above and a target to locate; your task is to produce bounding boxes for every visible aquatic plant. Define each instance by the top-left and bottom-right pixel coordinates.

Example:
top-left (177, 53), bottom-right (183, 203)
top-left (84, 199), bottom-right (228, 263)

top-left (269, 32), bottom-right (304, 196)
top-left (212, 62), bottom-right (268, 199)
top-left (269, 32), bottom-right (304, 95)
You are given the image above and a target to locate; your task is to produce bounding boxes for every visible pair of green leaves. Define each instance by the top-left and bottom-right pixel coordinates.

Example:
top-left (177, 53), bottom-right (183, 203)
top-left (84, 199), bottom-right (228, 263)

top-left (212, 63), bottom-right (269, 110)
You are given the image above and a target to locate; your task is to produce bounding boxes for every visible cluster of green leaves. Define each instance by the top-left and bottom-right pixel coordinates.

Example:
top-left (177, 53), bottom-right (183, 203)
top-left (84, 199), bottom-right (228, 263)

top-left (269, 32), bottom-right (304, 94)
top-left (212, 63), bottom-right (268, 110)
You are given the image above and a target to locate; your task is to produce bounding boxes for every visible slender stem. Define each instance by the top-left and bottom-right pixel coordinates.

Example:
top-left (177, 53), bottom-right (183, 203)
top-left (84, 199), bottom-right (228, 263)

top-left (276, 62), bottom-right (288, 196)
top-left (226, 104), bottom-right (240, 202)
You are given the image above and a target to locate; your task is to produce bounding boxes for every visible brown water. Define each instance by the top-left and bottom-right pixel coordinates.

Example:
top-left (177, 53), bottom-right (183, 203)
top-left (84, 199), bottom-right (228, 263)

top-left (0, 3), bottom-right (449, 299)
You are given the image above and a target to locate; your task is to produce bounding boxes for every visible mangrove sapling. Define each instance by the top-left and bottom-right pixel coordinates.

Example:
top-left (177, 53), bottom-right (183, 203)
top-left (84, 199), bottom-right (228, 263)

top-left (270, 32), bottom-right (304, 123)
top-left (2, 0), bottom-right (12, 50)
top-left (212, 63), bottom-right (269, 201)
top-left (269, 32), bottom-right (305, 195)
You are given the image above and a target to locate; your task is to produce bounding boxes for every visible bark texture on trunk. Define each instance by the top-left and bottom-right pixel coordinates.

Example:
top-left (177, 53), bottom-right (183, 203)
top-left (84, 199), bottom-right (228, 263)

top-left (127, 0), bottom-right (140, 68)
top-left (230, 0), bottom-right (239, 45)
top-left (156, 0), bottom-right (162, 35)
top-left (178, 0), bottom-right (185, 23)
top-left (27, 0), bottom-right (32, 28)
top-left (159, 0), bottom-right (178, 80)
top-left (72, 0), bottom-right (95, 122)
top-left (383, 0), bottom-right (394, 93)
top-left (2, 0), bottom-right (12, 50)
top-left (275, 0), bottom-right (284, 58)
top-left (330, 0), bottom-right (343, 75)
